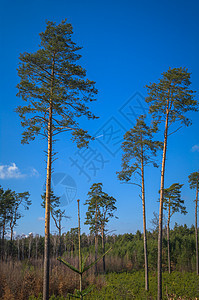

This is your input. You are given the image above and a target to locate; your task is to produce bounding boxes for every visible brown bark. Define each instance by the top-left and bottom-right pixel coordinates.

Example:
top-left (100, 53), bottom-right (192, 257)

top-left (95, 200), bottom-right (98, 275)
top-left (101, 226), bottom-right (105, 273)
top-left (141, 141), bottom-right (149, 291)
top-left (196, 179), bottom-right (198, 275)
top-left (43, 53), bottom-right (55, 300)
top-left (77, 200), bottom-right (82, 298)
top-left (158, 100), bottom-right (169, 300)
top-left (167, 200), bottom-right (171, 274)
top-left (1, 219), bottom-right (6, 260)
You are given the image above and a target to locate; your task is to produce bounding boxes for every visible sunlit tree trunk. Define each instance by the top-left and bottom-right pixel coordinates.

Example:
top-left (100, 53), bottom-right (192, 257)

top-left (95, 200), bottom-right (98, 275)
top-left (196, 179), bottom-right (198, 275)
top-left (77, 200), bottom-right (82, 298)
top-left (101, 225), bottom-right (105, 273)
top-left (43, 53), bottom-right (55, 300)
top-left (167, 200), bottom-right (171, 274)
top-left (158, 100), bottom-right (169, 300)
top-left (141, 144), bottom-right (149, 291)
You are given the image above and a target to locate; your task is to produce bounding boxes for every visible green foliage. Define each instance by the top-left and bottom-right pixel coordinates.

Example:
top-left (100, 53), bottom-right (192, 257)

top-left (188, 172), bottom-right (199, 191)
top-left (16, 19), bottom-right (98, 147)
top-left (41, 190), bottom-right (69, 234)
top-left (57, 247), bottom-right (112, 275)
top-left (84, 183), bottom-right (117, 234)
top-left (146, 67), bottom-right (198, 127)
top-left (0, 186), bottom-right (31, 237)
top-left (117, 115), bottom-right (162, 183)
top-left (85, 272), bottom-right (199, 299)
top-left (28, 270), bottom-right (199, 299)
top-left (162, 183), bottom-right (187, 216)
top-left (68, 285), bottom-right (94, 299)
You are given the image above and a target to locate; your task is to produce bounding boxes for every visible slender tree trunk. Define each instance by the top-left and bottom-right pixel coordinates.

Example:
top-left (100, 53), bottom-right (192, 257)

top-left (28, 235), bottom-right (32, 259)
top-left (95, 200), bottom-right (98, 275)
top-left (43, 102), bottom-right (52, 300)
top-left (17, 238), bottom-right (20, 260)
top-left (10, 227), bottom-right (13, 242)
top-left (196, 180), bottom-right (198, 275)
top-left (158, 102), bottom-right (169, 300)
top-left (59, 227), bottom-right (61, 257)
top-left (102, 226), bottom-right (105, 273)
top-left (10, 227), bottom-right (14, 258)
top-left (43, 52), bottom-right (55, 300)
top-left (141, 151), bottom-right (149, 291)
top-left (77, 200), bottom-right (82, 298)
top-left (1, 219), bottom-right (5, 260)
top-left (167, 201), bottom-right (171, 274)
top-left (22, 238), bottom-right (24, 260)
top-left (35, 235), bottom-right (38, 260)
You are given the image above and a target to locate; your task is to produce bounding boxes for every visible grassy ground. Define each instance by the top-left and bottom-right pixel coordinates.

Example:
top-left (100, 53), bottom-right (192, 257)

top-left (28, 271), bottom-right (199, 299)
top-left (1, 259), bottom-right (198, 299)
top-left (84, 271), bottom-right (199, 299)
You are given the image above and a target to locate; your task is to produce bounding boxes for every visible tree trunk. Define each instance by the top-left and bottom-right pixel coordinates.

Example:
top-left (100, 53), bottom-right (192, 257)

top-left (22, 238), bottom-right (24, 260)
top-left (167, 201), bottom-right (171, 274)
top-left (59, 228), bottom-right (61, 257)
top-left (10, 227), bottom-right (13, 242)
top-left (141, 151), bottom-right (149, 291)
top-left (102, 226), bottom-right (105, 273)
top-left (77, 200), bottom-right (82, 298)
top-left (95, 200), bottom-right (98, 275)
top-left (158, 102), bottom-right (169, 300)
top-left (17, 238), bottom-right (20, 260)
top-left (35, 235), bottom-right (38, 260)
top-left (1, 219), bottom-right (5, 260)
top-left (43, 52), bottom-right (55, 300)
top-left (196, 179), bottom-right (198, 275)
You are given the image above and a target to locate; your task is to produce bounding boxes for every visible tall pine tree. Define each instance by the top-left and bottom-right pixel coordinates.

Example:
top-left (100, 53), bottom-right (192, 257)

top-left (117, 115), bottom-right (162, 291)
top-left (16, 20), bottom-right (97, 300)
top-left (146, 67), bottom-right (198, 299)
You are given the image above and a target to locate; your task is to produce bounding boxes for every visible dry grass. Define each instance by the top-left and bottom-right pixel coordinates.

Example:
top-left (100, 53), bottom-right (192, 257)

top-left (0, 254), bottom-right (126, 299)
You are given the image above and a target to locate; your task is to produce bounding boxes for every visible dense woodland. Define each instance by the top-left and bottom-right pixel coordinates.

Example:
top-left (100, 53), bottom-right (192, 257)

top-left (0, 224), bottom-right (197, 273)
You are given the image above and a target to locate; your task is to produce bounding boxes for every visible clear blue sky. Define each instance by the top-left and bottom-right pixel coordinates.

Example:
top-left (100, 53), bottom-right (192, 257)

top-left (0, 0), bottom-right (198, 237)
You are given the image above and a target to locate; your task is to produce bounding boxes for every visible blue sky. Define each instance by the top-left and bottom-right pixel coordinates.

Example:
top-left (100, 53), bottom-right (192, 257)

top-left (0, 0), bottom-right (199, 237)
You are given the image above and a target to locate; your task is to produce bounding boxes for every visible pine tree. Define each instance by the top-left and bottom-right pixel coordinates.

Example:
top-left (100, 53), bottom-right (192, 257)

top-left (146, 67), bottom-right (198, 299)
top-left (84, 183), bottom-right (117, 273)
top-left (162, 183), bottom-right (186, 273)
top-left (117, 115), bottom-right (162, 291)
top-left (16, 20), bottom-right (97, 300)
top-left (9, 192), bottom-right (31, 242)
top-left (188, 171), bottom-right (199, 275)
top-left (0, 187), bottom-right (15, 260)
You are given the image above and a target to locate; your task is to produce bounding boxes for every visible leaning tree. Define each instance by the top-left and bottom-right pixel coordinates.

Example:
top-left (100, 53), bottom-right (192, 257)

top-left (146, 67), bottom-right (198, 299)
top-left (16, 20), bottom-right (97, 300)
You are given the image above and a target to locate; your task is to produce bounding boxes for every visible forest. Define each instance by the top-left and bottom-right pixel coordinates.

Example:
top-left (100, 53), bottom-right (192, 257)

top-left (0, 8), bottom-right (199, 300)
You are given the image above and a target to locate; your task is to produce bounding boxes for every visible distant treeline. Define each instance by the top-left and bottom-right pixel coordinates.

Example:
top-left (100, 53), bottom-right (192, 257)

top-left (0, 224), bottom-right (196, 273)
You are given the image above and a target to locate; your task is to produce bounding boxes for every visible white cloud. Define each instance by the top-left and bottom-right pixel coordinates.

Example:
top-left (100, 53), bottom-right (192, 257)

top-left (0, 163), bottom-right (40, 179)
top-left (191, 145), bottom-right (199, 152)
top-left (0, 163), bottom-right (25, 179)
top-left (38, 217), bottom-right (45, 221)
